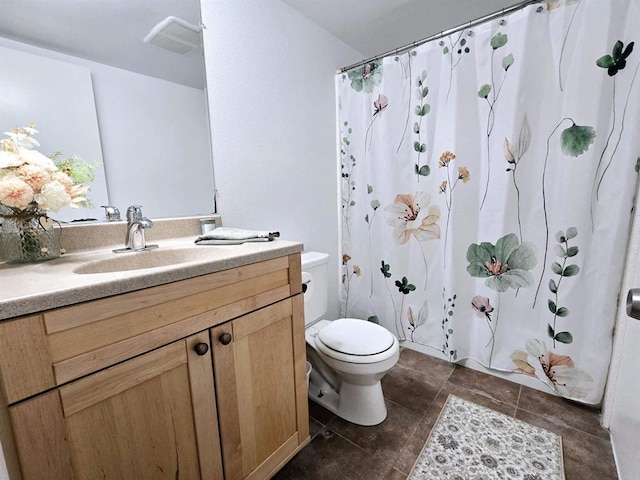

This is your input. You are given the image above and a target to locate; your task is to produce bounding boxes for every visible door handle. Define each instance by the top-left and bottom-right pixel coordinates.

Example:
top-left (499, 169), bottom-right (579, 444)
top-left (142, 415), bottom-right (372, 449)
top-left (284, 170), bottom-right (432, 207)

top-left (626, 288), bottom-right (640, 320)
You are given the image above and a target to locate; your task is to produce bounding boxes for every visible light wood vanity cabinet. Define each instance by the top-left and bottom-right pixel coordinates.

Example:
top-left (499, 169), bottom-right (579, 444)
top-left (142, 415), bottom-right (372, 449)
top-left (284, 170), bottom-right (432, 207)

top-left (0, 253), bottom-right (309, 480)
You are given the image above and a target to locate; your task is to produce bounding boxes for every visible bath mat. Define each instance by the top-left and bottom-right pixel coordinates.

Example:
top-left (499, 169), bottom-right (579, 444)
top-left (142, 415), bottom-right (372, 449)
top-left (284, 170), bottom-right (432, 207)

top-left (408, 395), bottom-right (565, 479)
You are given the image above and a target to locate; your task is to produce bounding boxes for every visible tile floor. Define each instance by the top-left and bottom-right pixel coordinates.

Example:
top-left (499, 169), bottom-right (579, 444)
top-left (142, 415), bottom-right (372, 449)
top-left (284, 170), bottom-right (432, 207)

top-left (274, 348), bottom-right (618, 480)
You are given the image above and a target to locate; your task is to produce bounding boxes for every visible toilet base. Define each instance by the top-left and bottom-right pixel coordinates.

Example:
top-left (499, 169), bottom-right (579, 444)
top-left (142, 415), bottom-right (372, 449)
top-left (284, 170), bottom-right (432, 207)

top-left (308, 375), bottom-right (388, 426)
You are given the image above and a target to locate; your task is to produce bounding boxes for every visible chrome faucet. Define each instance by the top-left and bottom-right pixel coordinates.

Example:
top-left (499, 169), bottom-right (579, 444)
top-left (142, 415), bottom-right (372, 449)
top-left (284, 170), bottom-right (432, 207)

top-left (101, 205), bottom-right (121, 222)
top-left (113, 205), bottom-right (158, 253)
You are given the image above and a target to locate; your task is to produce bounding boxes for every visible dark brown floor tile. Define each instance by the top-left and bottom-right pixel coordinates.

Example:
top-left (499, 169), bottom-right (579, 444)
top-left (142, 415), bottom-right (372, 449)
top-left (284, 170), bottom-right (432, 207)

top-left (273, 428), bottom-right (390, 480)
top-left (516, 410), bottom-right (618, 480)
top-left (397, 347), bottom-right (455, 381)
top-left (447, 364), bottom-right (520, 406)
top-left (327, 400), bottom-right (423, 464)
top-left (309, 417), bottom-right (324, 440)
top-left (384, 467), bottom-right (407, 480)
top-left (381, 363), bottom-right (444, 415)
top-left (517, 386), bottom-right (609, 439)
top-left (392, 406), bottom-right (439, 474)
top-left (308, 399), bottom-right (335, 426)
top-left (436, 381), bottom-right (517, 417)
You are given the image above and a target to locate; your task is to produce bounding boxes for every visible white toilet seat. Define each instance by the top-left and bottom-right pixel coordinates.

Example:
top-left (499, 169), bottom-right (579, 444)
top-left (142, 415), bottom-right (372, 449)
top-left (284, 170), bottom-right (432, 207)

top-left (314, 318), bottom-right (398, 364)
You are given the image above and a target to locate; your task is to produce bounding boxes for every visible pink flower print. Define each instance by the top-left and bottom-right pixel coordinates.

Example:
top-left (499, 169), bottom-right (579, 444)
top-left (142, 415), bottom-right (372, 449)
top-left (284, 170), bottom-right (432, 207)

top-left (471, 296), bottom-right (494, 319)
top-left (373, 94), bottom-right (388, 116)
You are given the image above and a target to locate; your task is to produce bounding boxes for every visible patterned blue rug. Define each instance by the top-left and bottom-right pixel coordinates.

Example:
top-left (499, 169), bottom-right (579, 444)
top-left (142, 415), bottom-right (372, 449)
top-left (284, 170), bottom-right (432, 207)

top-left (409, 395), bottom-right (565, 479)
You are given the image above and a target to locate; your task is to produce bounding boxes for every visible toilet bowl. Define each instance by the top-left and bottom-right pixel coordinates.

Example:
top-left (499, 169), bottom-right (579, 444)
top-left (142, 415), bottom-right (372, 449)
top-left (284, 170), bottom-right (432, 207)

top-left (302, 252), bottom-right (400, 426)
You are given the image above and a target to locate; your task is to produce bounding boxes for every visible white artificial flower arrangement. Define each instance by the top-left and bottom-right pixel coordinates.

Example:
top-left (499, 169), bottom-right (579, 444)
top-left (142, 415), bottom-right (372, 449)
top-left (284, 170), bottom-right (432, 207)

top-left (0, 123), bottom-right (94, 213)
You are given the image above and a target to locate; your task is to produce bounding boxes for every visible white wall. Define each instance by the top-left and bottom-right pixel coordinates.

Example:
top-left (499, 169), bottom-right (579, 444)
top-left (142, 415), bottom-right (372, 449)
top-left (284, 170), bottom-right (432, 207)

top-left (201, 0), bottom-right (362, 319)
top-left (0, 37), bottom-right (214, 220)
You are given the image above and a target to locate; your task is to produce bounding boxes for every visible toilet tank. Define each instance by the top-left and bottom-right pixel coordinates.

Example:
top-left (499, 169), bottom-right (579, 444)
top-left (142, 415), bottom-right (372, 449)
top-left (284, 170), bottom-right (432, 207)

top-left (301, 251), bottom-right (329, 326)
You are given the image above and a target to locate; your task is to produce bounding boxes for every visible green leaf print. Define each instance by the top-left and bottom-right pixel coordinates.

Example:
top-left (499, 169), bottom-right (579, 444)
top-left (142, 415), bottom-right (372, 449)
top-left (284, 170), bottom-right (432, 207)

top-left (466, 242), bottom-right (494, 267)
top-left (347, 61), bottom-right (383, 93)
top-left (554, 332), bottom-right (574, 344)
top-left (490, 33), bottom-right (508, 49)
top-left (414, 104), bottom-right (430, 116)
top-left (395, 276), bottom-right (416, 294)
top-left (596, 40), bottom-right (634, 76)
top-left (502, 53), bottom-right (515, 71)
top-left (494, 233), bottom-right (520, 266)
top-left (415, 164), bottom-right (430, 176)
top-left (413, 70), bottom-right (430, 181)
top-left (466, 233), bottom-right (536, 293)
top-left (560, 124), bottom-right (596, 157)
top-left (380, 261), bottom-right (391, 278)
top-left (478, 84), bottom-right (492, 98)
top-left (486, 269), bottom-right (534, 293)
top-left (547, 228), bottom-right (580, 347)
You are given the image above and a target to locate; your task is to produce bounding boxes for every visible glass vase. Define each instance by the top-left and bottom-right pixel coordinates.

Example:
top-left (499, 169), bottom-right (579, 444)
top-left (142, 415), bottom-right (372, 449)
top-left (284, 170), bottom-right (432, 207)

top-left (0, 206), bottom-right (61, 264)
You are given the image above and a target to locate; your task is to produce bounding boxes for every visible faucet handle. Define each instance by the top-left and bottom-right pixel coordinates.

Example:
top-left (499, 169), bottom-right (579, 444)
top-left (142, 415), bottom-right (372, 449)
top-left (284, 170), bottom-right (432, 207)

top-left (101, 205), bottom-right (121, 221)
top-left (126, 205), bottom-right (144, 222)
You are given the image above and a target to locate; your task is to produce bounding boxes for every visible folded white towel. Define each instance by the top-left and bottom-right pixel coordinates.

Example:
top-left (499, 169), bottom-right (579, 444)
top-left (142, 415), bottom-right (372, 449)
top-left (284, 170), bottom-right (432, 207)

top-left (195, 227), bottom-right (280, 245)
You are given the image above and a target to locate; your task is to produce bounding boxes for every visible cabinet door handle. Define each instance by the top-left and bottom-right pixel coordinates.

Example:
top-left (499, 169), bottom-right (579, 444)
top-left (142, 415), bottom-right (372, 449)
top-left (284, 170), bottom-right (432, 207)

top-left (219, 333), bottom-right (232, 345)
top-left (194, 342), bottom-right (209, 356)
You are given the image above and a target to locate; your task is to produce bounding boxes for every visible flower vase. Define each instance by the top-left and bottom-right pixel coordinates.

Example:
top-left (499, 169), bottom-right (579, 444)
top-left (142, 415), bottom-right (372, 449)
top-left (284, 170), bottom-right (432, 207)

top-left (0, 207), bottom-right (60, 264)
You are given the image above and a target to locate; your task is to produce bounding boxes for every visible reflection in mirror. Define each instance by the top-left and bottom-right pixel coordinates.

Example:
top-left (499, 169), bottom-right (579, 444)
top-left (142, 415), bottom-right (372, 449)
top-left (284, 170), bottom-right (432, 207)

top-left (0, 0), bottom-right (215, 222)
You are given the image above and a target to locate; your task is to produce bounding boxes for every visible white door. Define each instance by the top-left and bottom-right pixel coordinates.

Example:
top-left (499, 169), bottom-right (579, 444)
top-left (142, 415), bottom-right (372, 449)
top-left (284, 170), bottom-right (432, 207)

top-left (606, 235), bottom-right (640, 479)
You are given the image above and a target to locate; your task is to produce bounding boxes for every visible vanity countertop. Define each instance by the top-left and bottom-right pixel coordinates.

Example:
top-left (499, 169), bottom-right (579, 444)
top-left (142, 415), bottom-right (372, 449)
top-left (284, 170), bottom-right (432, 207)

top-left (0, 237), bottom-right (303, 321)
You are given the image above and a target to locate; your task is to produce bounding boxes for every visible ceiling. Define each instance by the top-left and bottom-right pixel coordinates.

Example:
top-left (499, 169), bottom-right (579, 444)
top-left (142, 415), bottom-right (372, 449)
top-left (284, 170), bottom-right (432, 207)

top-left (0, 0), bottom-right (525, 89)
top-left (0, 0), bottom-right (205, 89)
top-left (282, 0), bottom-right (524, 61)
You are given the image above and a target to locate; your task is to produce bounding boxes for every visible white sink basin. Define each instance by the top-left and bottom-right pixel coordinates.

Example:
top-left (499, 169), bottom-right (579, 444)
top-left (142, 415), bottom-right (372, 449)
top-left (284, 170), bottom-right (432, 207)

top-left (73, 247), bottom-right (232, 274)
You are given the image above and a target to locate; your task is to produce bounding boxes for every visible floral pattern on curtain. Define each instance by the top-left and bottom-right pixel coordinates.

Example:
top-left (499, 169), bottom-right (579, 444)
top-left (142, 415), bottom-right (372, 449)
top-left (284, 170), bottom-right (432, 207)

top-left (337, 0), bottom-right (640, 404)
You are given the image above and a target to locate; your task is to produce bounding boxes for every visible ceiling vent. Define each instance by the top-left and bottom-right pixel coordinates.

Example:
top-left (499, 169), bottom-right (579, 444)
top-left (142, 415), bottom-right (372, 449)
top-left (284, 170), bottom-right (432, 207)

top-left (143, 16), bottom-right (202, 55)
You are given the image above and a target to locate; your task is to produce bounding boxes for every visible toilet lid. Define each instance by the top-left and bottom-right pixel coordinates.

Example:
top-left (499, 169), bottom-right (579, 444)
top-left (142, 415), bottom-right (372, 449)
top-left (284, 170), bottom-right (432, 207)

top-left (316, 318), bottom-right (394, 355)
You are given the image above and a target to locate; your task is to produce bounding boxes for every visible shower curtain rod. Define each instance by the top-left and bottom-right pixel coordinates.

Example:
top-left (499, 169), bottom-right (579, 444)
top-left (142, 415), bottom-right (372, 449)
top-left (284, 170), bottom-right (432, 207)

top-left (338, 0), bottom-right (543, 74)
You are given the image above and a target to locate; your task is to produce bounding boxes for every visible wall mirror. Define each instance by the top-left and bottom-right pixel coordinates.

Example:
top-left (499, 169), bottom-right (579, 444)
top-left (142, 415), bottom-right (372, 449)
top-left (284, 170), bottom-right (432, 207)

top-left (0, 0), bottom-right (215, 222)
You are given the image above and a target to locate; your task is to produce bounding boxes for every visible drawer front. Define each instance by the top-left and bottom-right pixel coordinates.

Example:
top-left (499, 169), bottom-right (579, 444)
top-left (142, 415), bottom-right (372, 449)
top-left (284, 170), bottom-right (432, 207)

top-left (0, 253), bottom-right (302, 403)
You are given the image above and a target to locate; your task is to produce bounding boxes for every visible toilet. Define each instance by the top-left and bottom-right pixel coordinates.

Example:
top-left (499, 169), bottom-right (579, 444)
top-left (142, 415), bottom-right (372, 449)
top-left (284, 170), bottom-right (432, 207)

top-left (302, 251), bottom-right (399, 426)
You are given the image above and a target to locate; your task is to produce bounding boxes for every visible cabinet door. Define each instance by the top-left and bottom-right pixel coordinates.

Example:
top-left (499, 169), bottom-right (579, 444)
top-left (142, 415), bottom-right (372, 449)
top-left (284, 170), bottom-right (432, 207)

top-left (211, 295), bottom-right (309, 480)
top-left (9, 331), bottom-right (223, 480)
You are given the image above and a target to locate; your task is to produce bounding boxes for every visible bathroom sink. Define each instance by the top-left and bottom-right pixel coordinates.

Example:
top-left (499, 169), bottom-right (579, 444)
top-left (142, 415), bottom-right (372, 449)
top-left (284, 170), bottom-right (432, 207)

top-left (73, 246), bottom-right (232, 274)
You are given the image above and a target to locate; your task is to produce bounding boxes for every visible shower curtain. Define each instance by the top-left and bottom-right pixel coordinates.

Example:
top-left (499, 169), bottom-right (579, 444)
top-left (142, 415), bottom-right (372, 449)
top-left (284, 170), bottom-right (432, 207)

top-left (337, 0), bottom-right (640, 404)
